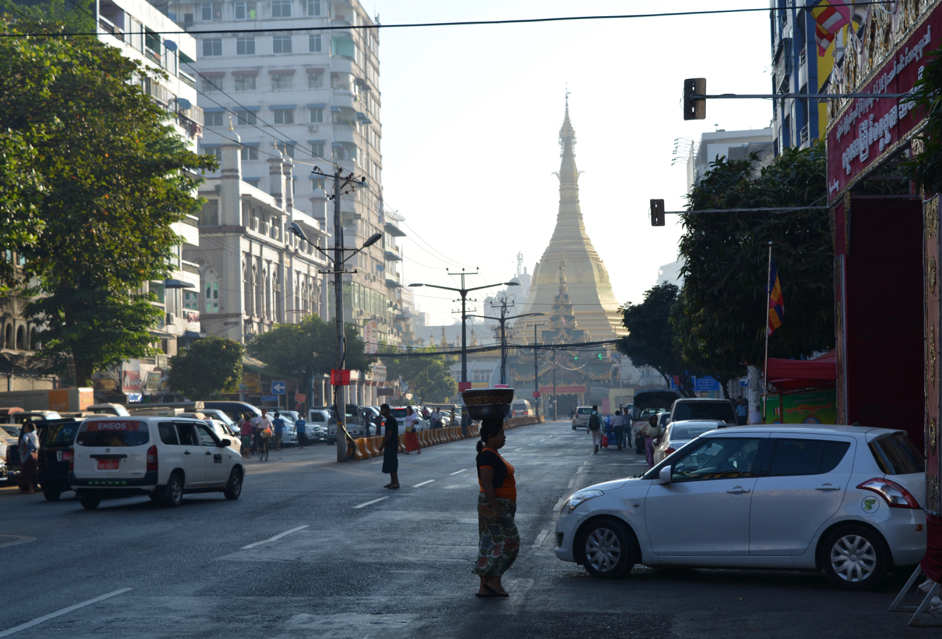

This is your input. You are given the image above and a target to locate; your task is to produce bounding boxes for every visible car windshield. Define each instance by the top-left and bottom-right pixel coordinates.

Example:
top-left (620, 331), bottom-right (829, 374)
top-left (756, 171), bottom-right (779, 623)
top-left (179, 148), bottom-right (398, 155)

top-left (40, 422), bottom-right (81, 446)
top-left (310, 411), bottom-right (329, 423)
top-left (869, 433), bottom-right (924, 475)
top-left (76, 420), bottom-right (150, 447)
top-left (389, 408), bottom-right (410, 418)
top-left (667, 437), bottom-right (761, 481)
top-left (670, 425), bottom-right (715, 440)
top-left (672, 402), bottom-right (736, 423)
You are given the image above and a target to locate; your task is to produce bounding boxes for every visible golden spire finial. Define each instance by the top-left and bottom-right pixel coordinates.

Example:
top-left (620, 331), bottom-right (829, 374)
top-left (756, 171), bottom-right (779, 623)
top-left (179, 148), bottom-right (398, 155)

top-left (228, 113), bottom-right (234, 132)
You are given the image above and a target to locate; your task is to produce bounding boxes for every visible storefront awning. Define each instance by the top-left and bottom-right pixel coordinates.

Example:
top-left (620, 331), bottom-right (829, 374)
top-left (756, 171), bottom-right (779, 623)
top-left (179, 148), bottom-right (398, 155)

top-left (767, 350), bottom-right (836, 391)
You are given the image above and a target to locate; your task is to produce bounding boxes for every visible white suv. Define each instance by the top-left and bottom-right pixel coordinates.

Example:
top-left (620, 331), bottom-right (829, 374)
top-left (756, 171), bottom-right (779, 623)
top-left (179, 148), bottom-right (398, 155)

top-left (70, 416), bottom-right (245, 510)
top-left (555, 425), bottom-right (926, 590)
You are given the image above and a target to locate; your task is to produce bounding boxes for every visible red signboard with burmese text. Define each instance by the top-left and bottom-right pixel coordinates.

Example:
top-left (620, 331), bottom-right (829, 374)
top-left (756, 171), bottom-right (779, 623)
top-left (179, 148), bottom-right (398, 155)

top-left (826, 11), bottom-right (939, 203)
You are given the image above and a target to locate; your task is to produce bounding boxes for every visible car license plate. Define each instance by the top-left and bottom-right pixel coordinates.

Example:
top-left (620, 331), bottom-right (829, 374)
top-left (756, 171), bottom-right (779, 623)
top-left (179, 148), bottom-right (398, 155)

top-left (97, 459), bottom-right (119, 470)
top-left (58, 451), bottom-right (73, 462)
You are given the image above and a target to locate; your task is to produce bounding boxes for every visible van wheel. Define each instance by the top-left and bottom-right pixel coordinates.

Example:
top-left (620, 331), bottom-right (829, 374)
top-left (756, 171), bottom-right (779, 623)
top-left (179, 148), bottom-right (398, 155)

top-left (579, 518), bottom-right (636, 579)
top-left (224, 468), bottom-right (243, 500)
top-left (80, 496), bottom-right (100, 510)
top-left (43, 488), bottom-right (62, 502)
top-left (163, 472), bottom-right (184, 508)
top-left (821, 525), bottom-right (888, 590)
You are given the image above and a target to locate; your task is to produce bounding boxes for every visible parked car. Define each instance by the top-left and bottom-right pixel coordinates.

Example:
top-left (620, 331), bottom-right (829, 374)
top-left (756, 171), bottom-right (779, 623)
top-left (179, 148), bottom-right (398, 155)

top-left (70, 416), bottom-right (244, 510)
top-left (554, 425), bottom-right (925, 590)
top-left (387, 407), bottom-right (429, 431)
top-left (669, 398), bottom-right (738, 426)
top-left (0, 426), bottom-right (18, 474)
top-left (36, 418), bottom-right (82, 501)
top-left (2, 424), bottom-right (23, 472)
top-left (572, 406), bottom-right (592, 430)
top-left (652, 420), bottom-right (727, 465)
top-left (632, 389), bottom-right (681, 422)
top-left (275, 413), bottom-right (298, 446)
top-left (307, 409), bottom-right (335, 444)
top-left (202, 401), bottom-right (261, 424)
top-left (5, 410), bottom-right (62, 425)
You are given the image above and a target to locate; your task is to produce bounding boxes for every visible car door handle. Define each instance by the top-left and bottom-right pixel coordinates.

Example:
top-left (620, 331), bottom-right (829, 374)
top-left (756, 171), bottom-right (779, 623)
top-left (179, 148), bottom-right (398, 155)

top-left (727, 487), bottom-right (750, 494)
top-left (816, 485), bottom-right (841, 492)
top-left (205, 451), bottom-right (212, 455)
top-left (184, 451), bottom-right (191, 455)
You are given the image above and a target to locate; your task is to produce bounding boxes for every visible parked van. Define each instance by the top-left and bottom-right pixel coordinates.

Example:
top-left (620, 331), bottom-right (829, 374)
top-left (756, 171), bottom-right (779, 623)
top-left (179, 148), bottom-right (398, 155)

top-left (70, 416), bottom-right (244, 510)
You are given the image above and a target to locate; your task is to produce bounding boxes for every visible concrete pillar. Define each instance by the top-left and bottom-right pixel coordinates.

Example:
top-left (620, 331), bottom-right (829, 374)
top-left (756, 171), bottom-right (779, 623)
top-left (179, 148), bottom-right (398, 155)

top-left (283, 157), bottom-right (294, 211)
top-left (268, 148), bottom-right (285, 209)
top-left (219, 120), bottom-right (245, 342)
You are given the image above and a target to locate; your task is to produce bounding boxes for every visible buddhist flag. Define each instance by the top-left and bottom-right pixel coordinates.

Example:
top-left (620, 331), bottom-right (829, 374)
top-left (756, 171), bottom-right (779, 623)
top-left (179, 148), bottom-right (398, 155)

top-left (810, 1), bottom-right (851, 56)
top-left (768, 256), bottom-right (784, 336)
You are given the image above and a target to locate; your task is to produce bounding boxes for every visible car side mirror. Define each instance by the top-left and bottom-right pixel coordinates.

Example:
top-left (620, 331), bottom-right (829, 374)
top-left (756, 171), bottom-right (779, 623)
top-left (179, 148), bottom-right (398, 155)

top-left (219, 439), bottom-right (231, 447)
top-left (654, 465), bottom-right (672, 485)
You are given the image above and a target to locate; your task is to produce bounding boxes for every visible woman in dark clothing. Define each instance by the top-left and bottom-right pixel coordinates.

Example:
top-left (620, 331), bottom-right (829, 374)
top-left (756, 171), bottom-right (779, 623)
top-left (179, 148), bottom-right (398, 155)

top-left (379, 404), bottom-right (399, 489)
top-left (473, 419), bottom-right (519, 598)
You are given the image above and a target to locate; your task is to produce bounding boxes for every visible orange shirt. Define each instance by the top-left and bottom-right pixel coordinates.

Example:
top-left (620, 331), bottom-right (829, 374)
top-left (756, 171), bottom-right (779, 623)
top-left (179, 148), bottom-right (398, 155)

top-left (477, 447), bottom-right (516, 501)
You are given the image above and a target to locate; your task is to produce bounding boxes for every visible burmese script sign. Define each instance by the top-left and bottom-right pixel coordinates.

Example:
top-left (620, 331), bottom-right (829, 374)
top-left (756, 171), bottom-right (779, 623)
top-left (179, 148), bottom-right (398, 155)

top-left (826, 11), bottom-right (939, 202)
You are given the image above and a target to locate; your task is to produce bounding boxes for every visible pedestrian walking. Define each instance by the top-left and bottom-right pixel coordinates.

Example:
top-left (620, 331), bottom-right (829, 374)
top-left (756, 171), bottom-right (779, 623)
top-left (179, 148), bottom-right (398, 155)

top-left (611, 410), bottom-right (626, 451)
top-left (17, 422), bottom-right (39, 494)
top-left (643, 415), bottom-right (660, 467)
top-left (296, 415), bottom-right (307, 449)
top-left (474, 419), bottom-right (518, 598)
top-left (272, 412), bottom-right (285, 451)
top-left (736, 398), bottom-right (748, 425)
top-left (238, 413), bottom-right (253, 458)
top-left (403, 405), bottom-right (421, 455)
top-left (587, 405), bottom-right (602, 454)
top-left (379, 404), bottom-right (399, 489)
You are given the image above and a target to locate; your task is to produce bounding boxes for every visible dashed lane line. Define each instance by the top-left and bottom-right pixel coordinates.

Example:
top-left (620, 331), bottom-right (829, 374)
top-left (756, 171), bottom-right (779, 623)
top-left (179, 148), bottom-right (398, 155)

top-left (0, 588), bottom-right (132, 638)
top-left (353, 497), bottom-right (389, 509)
top-left (531, 529), bottom-right (550, 548)
top-left (0, 535), bottom-right (35, 549)
top-left (413, 479), bottom-right (435, 488)
top-left (241, 525), bottom-right (310, 549)
top-left (568, 478), bottom-right (576, 489)
top-left (449, 468), bottom-right (469, 475)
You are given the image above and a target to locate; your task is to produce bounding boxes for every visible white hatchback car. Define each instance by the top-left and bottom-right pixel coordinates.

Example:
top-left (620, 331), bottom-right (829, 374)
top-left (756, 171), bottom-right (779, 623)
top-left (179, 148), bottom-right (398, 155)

top-left (70, 416), bottom-right (244, 510)
top-left (555, 425), bottom-right (926, 590)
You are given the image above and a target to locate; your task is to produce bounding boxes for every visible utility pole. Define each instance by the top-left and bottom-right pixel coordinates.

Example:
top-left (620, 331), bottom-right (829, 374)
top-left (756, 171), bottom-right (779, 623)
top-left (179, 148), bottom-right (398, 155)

top-left (466, 306), bottom-right (543, 386)
top-left (533, 324), bottom-right (539, 418)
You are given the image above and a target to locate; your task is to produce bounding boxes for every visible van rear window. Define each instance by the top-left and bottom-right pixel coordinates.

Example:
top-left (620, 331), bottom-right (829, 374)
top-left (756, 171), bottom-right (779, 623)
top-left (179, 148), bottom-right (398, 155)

top-left (672, 403), bottom-right (736, 423)
top-left (76, 420), bottom-right (150, 447)
top-left (869, 434), bottom-right (924, 475)
top-left (577, 408), bottom-right (592, 415)
top-left (40, 422), bottom-right (81, 446)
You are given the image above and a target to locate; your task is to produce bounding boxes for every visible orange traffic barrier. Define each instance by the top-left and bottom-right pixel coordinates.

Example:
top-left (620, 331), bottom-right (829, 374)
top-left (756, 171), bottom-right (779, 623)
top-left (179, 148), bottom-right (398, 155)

top-left (398, 434), bottom-right (406, 453)
top-left (452, 427), bottom-right (460, 442)
top-left (370, 437), bottom-right (382, 457)
top-left (418, 431), bottom-right (430, 447)
top-left (354, 438), bottom-right (368, 460)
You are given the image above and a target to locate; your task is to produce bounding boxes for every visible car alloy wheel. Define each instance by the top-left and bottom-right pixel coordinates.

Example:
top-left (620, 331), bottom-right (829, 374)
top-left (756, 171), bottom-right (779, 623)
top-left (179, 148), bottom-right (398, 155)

top-left (164, 472), bottom-right (184, 507)
top-left (224, 468), bottom-right (243, 500)
top-left (580, 519), bottom-right (634, 579)
top-left (822, 525), bottom-right (888, 590)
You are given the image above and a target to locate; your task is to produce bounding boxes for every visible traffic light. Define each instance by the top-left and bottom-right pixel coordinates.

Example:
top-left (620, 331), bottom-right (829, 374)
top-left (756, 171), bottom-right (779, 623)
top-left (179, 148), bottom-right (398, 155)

top-left (683, 78), bottom-right (706, 120)
top-left (597, 353), bottom-right (603, 360)
top-left (650, 199), bottom-right (665, 227)
top-left (573, 354), bottom-right (579, 360)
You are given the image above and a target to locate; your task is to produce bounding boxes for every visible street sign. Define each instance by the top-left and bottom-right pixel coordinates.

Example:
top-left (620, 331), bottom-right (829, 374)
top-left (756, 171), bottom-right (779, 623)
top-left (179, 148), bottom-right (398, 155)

top-left (371, 364), bottom-right (386, 382)
top-left (458, 382), bottom-right (472, 391)
top-left (238, 383), bottom-right (248, 392)
top-left (532, 391), bottom-right (541, 398)
top-left (271, 380), bottom-right (286, 395)
top-left (377, 388), bottom-right (395, 396)
top-left (260, 395), bottom-right (277, 402)
top-left (694, 376), bottom-right (722, 392)
top-left (330, 369), bottom-right (351, 386)
top-left (365, 342), bottom-right (378, 354)
top-left (294, 392), bottom-right (306, 404)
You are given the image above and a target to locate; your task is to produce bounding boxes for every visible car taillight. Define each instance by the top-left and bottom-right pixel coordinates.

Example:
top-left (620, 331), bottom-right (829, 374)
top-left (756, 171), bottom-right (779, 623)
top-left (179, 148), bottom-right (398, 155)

top-left (146, 445), bottom-right (158, 472)
top-left (857, 478), bottom-right (921, 509)
top-left (665, 447), bottom-right (676, 456)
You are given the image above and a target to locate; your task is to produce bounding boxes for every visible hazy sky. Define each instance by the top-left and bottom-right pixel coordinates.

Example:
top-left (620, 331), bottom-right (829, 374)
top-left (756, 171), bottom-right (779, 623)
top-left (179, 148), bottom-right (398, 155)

top-left (371, 0), bottom-right (772, 325)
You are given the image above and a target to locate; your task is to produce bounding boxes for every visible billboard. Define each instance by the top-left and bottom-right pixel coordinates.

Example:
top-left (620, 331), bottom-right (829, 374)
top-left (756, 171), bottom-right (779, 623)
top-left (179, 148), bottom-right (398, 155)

top-left (763, 388), bottom-right (838, 425)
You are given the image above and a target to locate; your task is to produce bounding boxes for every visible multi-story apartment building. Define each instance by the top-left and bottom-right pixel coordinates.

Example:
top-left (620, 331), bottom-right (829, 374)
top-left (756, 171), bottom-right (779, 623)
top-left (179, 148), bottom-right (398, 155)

top-left (769, 1), bottom-right (843, 154)
top-left (159, 0), bottom-right (408, 345)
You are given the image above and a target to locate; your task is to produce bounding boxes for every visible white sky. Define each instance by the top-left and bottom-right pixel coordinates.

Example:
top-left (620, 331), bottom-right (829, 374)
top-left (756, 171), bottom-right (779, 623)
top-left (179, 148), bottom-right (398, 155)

top-left (372, 0), bottom-right (773, 325)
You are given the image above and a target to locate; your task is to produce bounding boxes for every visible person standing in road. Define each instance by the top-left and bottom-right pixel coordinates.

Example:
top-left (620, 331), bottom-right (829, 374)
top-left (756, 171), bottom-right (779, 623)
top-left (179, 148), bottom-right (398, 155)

top-left (474, 420), bottom-right (518, 598)
top-left (296, 415), bottom-right (307, 449)
top-left (431, 407), bottom-right (443, 430)
top-left (587, 405), bottom-right (602, 454)
top-left (272, 412), bottom-right (285, 452)
top-left (17, 422), bottom-right (39, 494)
top-left (379, 404), bottom-right (399, 489)
top-left (611, 410), bottom-right (626, 451)
top-left (643, 414), bottom-right (660, 467)
top-left (404, 405), bottom-right (421, 455)
top-left (238, 413), bottom-right (253, 459)
top-left (736, 398), bottom-right (748, 425)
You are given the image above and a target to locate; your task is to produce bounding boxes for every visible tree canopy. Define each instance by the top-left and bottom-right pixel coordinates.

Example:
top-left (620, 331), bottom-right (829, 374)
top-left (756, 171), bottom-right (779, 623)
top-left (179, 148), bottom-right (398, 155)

top-left (903, 47), bottom-right (942, 195)
top-left (379, 346), bottom-right (458, 404)
top-left (168, 337), bottom-right (244, 400)
top-left (0, 19), bottom-right (216, 384)
top-left (674, 145), bottom-right (834, 387)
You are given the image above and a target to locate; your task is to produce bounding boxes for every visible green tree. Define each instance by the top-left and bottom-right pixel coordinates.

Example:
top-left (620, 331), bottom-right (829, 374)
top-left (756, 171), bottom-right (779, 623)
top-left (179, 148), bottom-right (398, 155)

top-left (168, 337), bottom-right (244, 399)
top-left (380, 345), bottom-right (458, 404)
top-left (616, 282), bottom-right (695, 397)
top-left (246, 315), bottom-right (370, 400)
top-left (903, 47), bottom-right (942, 194)
top-left (676, 146), bottom-right (834, 389)
top-left (0, 19), bottom-right (216, 384)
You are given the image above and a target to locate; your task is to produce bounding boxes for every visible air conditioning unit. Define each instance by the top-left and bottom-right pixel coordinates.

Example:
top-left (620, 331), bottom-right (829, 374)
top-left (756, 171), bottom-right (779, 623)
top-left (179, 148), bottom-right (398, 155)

top-left (308, 125), bottom-right (319, 133)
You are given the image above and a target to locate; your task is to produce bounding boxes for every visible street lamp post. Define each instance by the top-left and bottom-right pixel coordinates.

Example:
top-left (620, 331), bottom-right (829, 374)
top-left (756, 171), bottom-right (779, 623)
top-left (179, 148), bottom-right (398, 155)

top-left (289, 167), bottom-right (381, 462)
top-left (409, 277), bottom-right (518, 435)
top-left (466, 311), bottom-right (544, 385)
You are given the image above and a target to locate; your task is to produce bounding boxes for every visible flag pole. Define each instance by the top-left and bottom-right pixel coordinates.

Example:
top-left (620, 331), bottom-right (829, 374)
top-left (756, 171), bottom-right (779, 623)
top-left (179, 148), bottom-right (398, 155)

top-left (763, 241), bottom-right (773, 417)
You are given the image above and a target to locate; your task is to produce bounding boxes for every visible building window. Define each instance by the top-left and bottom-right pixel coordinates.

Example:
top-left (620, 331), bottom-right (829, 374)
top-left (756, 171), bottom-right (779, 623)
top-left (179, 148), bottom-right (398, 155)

top-left (203, 146), bottom-right (222, 160)
top-left (241, 146), bottom-right (259, 160)
top-left (236, 109), bottom-right (258, 126)
top-left (311, 142), bottom-right (324, 158)
top-left (234, 1), bottom-right (256, 19)
top-left (205, 271), bottom-right (220, 313)
top-left (236, 37), bottom-right (255, 55)
top-left (309, 107), bottom-right (323, 123)
top-left (183, 291), bottom-right (199, 310)
top-left (200, 3), bottom-right (218, 21)
top-left (235, 75), bottom-right (256, 92)
top-left (308, 73), bottom-right (323, 89)
top-left (204, 111), bottom-right (224, 127)
top-left (306, 0), bottom-right (320, 16)
top-left (272, 35), bottom-right (292, 54)
top-left (201, 77), bottom-right (222, 93)
top-left (200, 198), bottom-right (219, 225)
top-left (272, 109), bottom-right (294, 125)
top-left (271, 0), bottom-right (291, 18)
top-left (309, 33), bottom-right (322, 52)
top-left (271, 73), bottom-right (293, 90)
top-left (202, 38), bottom-right (222, 57)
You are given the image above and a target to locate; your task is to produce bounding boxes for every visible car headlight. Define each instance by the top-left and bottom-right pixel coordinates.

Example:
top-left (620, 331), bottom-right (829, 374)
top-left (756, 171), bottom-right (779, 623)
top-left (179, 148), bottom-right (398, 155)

top-left (560, 489), bottom-right (604, 515)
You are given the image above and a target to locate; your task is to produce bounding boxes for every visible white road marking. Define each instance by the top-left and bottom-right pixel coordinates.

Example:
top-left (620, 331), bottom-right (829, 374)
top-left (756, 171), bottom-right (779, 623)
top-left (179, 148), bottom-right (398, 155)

top-left (553, 496), bottom-right (567, 513)
top-left (0, 535), bottom-right (35, 549)
top-left (352, 497), bottom-right (389, 509)
top-left (532, 529), bottom-right (550, 548)
top-left (241, 525), bottom-right (310, 548)
top-left (413, 479), bottom-right (435, 488)
top-left (450, 468), bottom-right (469, 475)
top-left (0, 588), bottom-right (132, 637)
top-left (568, 478), bottom-right (575, 488)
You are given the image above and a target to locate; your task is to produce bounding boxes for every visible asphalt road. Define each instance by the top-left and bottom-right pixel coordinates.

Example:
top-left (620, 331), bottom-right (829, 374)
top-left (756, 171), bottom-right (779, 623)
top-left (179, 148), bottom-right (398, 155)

top-left (0, 420), bottom-right (938, 638)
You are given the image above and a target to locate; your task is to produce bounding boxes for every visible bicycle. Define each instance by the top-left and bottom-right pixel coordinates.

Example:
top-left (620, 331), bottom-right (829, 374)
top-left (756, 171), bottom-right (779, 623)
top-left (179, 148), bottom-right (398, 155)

top-left (258, 434), bottom-right (270, 462)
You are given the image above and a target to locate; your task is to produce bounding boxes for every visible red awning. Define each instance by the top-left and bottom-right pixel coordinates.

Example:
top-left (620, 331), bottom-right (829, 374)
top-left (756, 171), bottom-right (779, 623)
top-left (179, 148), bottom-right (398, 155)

top-left (767, 350), bottom-right (836, 391)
